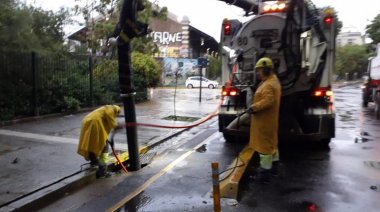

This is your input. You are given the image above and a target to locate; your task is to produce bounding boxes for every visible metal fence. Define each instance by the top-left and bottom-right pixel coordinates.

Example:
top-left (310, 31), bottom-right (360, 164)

top-left (0, 51), bottom-right (147, 121)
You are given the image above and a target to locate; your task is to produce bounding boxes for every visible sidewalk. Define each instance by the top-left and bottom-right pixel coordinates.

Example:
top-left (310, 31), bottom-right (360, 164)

top-left (0, 89), bottom-right (221, 211)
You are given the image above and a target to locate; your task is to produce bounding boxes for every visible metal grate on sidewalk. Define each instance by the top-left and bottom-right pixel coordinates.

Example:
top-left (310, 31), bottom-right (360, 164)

top-left (140, 152), bottom-right (157, 165)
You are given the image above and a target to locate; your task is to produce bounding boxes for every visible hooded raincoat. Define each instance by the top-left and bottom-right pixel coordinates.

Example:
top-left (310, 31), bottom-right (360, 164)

top-left (249, 73), bottom-right (281, 155)
top-left (78, 105), bottom-right (121, 161)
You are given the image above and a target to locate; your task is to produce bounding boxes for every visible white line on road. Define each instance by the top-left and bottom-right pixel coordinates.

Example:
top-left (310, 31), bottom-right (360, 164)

top-left (0, 129), bottom-right (129, 150)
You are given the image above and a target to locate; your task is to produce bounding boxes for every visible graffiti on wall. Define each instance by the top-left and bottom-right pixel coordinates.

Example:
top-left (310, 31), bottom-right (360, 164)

top-left (151, 31), bottom-right (182, 45)
top-left (151, 31), bottom-right (189, 58)
top-left (163, 58), bottom-right (199, 87)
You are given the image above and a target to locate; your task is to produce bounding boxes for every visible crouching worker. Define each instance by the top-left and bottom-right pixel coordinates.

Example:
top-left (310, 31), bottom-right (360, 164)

top-left (77, 105), bottom-right (121, 178)
top-left (248, 58), bottom-right (281, 184)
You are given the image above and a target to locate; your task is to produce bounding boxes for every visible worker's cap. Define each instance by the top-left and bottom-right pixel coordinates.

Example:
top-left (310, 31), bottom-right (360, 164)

top-left (255, 57), bottom-right (274, 69)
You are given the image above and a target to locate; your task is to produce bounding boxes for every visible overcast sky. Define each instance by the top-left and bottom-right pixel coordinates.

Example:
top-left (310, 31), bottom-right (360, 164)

top-left (29, 0), bottom-right (380, 41)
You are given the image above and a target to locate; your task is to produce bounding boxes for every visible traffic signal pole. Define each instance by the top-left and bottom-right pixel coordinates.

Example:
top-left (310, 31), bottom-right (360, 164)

top-left (199, 66), bottom-right (202, 103)
top-left (116, 0), bottom-right (147, 171)
top-left (198, 57), bottom-right (210, 103)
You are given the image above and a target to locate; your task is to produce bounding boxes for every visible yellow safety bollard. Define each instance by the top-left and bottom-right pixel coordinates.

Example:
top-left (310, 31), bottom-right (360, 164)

top-left (212, 162), bottom-right (222, 212)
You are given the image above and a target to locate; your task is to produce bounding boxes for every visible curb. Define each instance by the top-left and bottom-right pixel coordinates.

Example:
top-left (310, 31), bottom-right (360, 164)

top-left (1, 170), bottom-right (95, 212)
top-left (0, 119), bottom-right (200, 212)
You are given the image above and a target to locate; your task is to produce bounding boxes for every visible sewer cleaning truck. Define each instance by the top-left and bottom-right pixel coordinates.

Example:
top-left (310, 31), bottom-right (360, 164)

top-left (217, 0), bottom-right (336, 146)
top-left (362, 44), bottom-right (380, 117)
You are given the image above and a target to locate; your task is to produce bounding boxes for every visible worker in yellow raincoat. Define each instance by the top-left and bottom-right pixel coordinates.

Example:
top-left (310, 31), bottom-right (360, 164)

top-left (248, 58), bottom-right (281, 184)
top-left (78, 105), bottom-right (121, 178)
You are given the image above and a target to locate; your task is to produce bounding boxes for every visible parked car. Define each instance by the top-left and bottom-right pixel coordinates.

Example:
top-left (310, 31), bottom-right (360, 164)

top-left (185, 76), bottom-right (219, 89)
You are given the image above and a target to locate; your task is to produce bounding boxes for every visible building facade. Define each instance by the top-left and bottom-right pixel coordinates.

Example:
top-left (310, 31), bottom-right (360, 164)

top-left (336, 27), bottom-right (364, 46)
top-left (67, 11), bottom-right (219, 87)
top-left (150, 12), bottom-right (218, 58)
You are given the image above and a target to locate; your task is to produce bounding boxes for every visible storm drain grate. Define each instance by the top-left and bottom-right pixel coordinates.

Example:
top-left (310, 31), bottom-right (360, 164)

top-left (140, 152), bottom-right (157, 165)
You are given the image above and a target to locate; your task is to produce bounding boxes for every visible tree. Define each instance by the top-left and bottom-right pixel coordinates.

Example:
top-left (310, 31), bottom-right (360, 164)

top-left (206, 56), bottom-right (221, 79)
top-left (93, 52), bottom-right (161, 93)
top-left (75, 0), bottom-right (167, 55)
top-left (366, 13), bottom-right (380, 44)
top-left (0, 0), bottom-right (72, 53)
top-left (335, 45), bottom-right (369, 78)
top-left (131, 52), bottom-right (161, 89)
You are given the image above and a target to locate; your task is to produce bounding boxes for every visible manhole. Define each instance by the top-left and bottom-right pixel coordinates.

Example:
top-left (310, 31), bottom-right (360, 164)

top-left (162, 115), bottom-right (200, 122)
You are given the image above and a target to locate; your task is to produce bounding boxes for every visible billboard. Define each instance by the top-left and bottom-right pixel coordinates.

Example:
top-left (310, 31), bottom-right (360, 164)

top-left (163, 58), bottom-right (199, 87)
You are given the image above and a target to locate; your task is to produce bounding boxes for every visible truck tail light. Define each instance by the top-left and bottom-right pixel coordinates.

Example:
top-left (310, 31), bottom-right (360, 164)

top-left (326, 91), bottom-right (333, 97)
top-left (314, 91), bottom-right (323, 97)
top-left (324, 16), bottom-right (333, 24)
top-left (314, 87), bottom-right (333, 97)
top-left (223, 24), bottom-right (231, 35)
top-left (222, 87), bottom-right (238, 96)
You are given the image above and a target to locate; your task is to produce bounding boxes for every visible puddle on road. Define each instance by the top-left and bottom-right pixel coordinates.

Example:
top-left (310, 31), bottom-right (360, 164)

top-left (364, 161), bottom-right (380, 171)
top-left (196, 144), bottom-right (207, 153)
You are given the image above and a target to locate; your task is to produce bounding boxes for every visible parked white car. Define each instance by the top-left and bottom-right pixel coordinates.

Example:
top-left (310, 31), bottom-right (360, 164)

top-left (185, 77), bottom-right (219, 89)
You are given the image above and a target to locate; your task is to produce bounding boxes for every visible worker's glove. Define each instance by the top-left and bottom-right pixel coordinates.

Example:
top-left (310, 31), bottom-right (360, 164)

top-left (246, 107), bottom-right (255, 114)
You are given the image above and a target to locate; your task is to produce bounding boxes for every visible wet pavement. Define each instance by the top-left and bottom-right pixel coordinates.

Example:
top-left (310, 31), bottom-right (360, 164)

top-left (0, 88), bottom-right (220, 209)
top-left (3, 84), bottom-right (380, 212)
top-left (50, 83), bottom-right (380, 212)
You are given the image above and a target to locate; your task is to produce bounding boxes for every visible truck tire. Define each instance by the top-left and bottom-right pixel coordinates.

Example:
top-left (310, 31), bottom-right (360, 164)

top-left (223, 132), bottom-right (235, 143)
top-left (375, 93), bottom-right (380, 119)
top-left (362, 90), bottom-right (369, 107)
top-left (319, 138), bottom-right (331, 149)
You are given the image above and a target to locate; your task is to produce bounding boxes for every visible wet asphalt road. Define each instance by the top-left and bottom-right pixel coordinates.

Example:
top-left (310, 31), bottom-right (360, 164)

top-left (38, 84), bottom-right (380, 212)
top-left (107, 84), bottom-right (380, 212)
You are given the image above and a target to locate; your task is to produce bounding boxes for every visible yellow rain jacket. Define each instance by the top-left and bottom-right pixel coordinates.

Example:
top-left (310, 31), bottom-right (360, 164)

top-left (249, 73), bottom-right (281, 155)
top-left (78, 105), bottom-right (121, 161)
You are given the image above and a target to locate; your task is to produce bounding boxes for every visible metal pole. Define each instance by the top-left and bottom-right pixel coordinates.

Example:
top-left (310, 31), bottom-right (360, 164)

top-left (89, 56), bottom-right (94, 107)
top-left (31, 52), bottom-right (39, 116)
top-left (212, 162), bottom-right (222, 212)
top-left (199, 66), bottom-right (202, 102)
top-left (117, 0), bottom-right (141, 171)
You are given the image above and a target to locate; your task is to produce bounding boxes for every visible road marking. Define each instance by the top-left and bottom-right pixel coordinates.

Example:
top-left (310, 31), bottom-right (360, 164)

top-left (0, 129), bottom-right (129, 150)
top-left (106, 131), bottom-right (219, 212)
